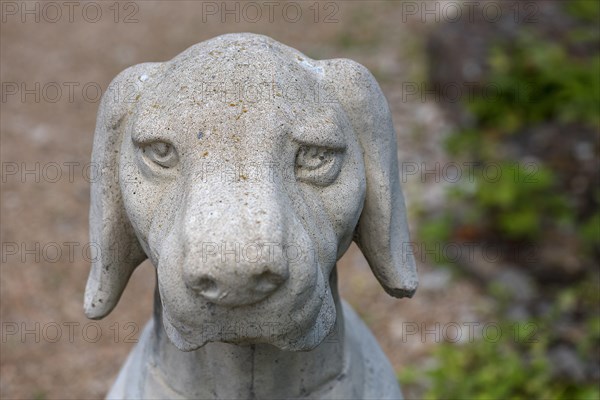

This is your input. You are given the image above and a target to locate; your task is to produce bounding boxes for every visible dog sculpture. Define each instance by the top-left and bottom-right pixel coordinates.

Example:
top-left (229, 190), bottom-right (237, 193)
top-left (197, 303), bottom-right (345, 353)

top-left (85, 33), bottom-right (418, 399)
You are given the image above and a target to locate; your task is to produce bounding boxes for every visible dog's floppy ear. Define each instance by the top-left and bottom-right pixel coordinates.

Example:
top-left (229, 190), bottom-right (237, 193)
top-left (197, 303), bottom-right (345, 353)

top-left (84, 63), bottom-right (160, 319)
top-left (320, 59), bottom-right (418, 298)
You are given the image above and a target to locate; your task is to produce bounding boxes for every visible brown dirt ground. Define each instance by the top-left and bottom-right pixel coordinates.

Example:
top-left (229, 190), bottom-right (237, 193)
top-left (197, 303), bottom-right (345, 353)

top-left (1, 2), bottom-right (488, 398)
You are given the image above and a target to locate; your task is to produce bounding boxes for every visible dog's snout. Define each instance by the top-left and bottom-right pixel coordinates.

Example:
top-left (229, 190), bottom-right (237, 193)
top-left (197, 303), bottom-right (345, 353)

top-left (185, 266), bottom-right (288, 306)
top-left (180, 179), bottom-right (292, 307)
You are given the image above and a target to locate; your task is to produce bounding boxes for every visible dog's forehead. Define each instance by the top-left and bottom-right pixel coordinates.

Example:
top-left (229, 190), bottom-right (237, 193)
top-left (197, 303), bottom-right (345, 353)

top-left (132, 37), bottom-right (348, 148)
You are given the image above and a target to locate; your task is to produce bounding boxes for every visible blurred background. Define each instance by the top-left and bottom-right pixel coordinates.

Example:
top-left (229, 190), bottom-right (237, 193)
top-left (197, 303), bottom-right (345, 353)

top-left (1, 1), bottom-right (598, 399)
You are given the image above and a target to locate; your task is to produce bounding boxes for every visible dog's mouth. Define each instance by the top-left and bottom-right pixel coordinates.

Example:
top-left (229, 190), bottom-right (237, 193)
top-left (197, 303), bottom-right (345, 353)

top-left (160, 263), bottom-right (335, 352)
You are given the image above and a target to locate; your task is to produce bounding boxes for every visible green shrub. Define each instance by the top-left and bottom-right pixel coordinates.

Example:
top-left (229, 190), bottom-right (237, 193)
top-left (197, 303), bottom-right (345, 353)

top-left (417, 326), bottom-right (599, 400)
top-left (425, 4), bottom-right (599, 247)
top-left (399, 304), bottom-right (600, 400)
top-left (409, 3), bottom-right (600, 399)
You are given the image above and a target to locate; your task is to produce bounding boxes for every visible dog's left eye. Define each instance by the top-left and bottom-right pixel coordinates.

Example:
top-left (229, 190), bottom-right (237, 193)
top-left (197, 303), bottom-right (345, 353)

top-left (295, 146), bottom-right (343, 186)
top-left (141, 141), bottom-right (179, 169)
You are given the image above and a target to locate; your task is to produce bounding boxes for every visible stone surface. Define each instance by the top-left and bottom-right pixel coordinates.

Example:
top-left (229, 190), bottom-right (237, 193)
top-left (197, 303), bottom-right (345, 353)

top-left (85, 33), bottom-right (417, 399)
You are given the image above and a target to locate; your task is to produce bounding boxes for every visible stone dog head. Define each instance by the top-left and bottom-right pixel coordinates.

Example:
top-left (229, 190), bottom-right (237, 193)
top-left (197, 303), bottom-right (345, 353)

top-left (84, 34), bottom-right (417, 352)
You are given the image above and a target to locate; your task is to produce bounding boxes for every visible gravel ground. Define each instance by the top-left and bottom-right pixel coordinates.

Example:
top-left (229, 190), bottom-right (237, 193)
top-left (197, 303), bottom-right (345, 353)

top-left (1, 2), bottom-right (487, 398)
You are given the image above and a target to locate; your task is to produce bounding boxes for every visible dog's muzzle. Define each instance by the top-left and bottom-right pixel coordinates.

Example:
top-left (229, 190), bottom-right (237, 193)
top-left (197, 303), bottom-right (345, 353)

top-left (179, 179), bottom-right (293, 308)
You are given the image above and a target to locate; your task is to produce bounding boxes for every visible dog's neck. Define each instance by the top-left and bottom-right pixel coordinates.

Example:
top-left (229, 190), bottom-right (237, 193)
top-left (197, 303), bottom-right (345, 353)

top-left (147, 271), bottom-right (347, 399)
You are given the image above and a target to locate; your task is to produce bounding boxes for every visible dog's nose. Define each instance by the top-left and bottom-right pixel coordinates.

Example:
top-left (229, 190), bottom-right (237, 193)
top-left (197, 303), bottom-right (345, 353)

top-left (180, 178), bottom-right (291, 307)
top-left (185, 266), bottom-right (288, 306)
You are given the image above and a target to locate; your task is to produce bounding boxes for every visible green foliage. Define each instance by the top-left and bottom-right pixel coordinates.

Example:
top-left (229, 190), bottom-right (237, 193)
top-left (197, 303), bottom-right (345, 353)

top-left (470, 35), bottom-right (600, 132)
top-left (410, 5), bottom-right (600, 399)
top-left (579, 208), bottom-right (600, 253)
top-left (471, 161), bottom-right (571, 239)
top-left (419, 328), bottom-right (599, 400)
top-left (565, 0), bottom-right (600, 23)
top-left (417, 213), bottom-right (454, 247)
top-left (425, 336), bottom-right (550, 399)
top-left (399, 298), bottom-right (600, 400)
top-left (466, 3), bottom-right (600, 134)
top-left (434, 10), bottom-right (599, 245)
top-left (418, 159), bottom-right (575, 242)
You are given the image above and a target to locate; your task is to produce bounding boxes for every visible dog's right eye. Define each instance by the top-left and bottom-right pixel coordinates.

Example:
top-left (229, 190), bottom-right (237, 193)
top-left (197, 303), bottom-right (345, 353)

top-left (140, 141), bottom-right (179, 169)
